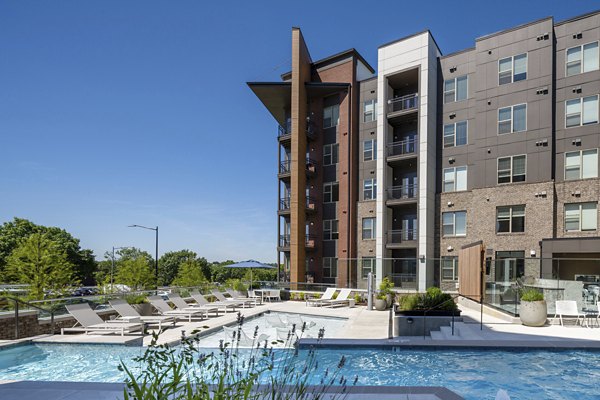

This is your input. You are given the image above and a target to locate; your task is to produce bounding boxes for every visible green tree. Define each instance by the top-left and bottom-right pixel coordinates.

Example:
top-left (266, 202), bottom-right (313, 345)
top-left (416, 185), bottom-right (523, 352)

top-left (6, 233), bottom-right (77, 299)
top-left (172, 259), bottom-right (206, 287)
top-left (158, 250), bottom-right (197, 286)
top-left (114, 256), bottom-right (155, 290)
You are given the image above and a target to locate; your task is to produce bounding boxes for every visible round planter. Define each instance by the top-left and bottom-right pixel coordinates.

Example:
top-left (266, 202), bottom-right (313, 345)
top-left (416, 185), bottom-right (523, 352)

top-left (375, 298), bottom-right (387, 311)
top-left (519, 300), bottom-right (547, 327)
top-left (132, 302), bottom-right (153, 316)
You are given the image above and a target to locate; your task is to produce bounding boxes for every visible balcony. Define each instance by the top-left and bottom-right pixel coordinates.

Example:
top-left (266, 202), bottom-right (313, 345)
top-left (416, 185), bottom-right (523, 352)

top-left (278, 196), bottom-right (317, 215)
top-left (277, 234), bottom-right (317, 252)
top-left (277, 159), bottom-right (318, 181)
top-left (277, 119), bottom-right (318, 144)
top-left (387, 136), bottom-right (418, 161)
top-left (386, 184), bottom-right (418, 206)
top-left (306, 196), bottom-right (317, 213)
top-left (387, 93), bottom-right (418, 119)
top-left (386, 229), bottom-right (418, 249)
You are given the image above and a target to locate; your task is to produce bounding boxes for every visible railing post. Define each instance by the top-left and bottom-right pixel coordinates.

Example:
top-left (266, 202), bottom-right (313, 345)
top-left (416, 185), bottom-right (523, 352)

top-left (14, 300), bottom-right (19, 339)
top-left (452, 309), bottom-right (455, 336)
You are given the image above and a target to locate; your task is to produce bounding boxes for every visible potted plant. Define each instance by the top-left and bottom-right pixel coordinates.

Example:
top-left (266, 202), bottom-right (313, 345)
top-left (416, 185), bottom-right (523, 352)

top-left (124, 293), bottom-right (152, 316)
top-left (379, 277), bottom-right (395, 307)
top-left (374, 293), bottom-right (388, 311)
top-left (519, 288), bottom-right (546, 327)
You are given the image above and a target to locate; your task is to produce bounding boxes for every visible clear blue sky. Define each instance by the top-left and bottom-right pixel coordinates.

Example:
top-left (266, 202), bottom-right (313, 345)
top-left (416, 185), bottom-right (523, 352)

top-left (0, 1), bottom-right (596, 263)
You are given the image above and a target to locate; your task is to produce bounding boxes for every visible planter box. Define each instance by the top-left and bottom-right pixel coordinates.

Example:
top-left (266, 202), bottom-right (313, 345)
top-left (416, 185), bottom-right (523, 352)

top-left (394, 315), bottom-right (463, 336)
top-left (519, 300), bottom-right (547, 327)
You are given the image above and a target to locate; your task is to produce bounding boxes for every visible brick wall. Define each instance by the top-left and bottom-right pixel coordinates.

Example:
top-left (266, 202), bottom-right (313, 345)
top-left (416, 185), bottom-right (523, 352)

top-left (555, 178), bottom-right (600, 237)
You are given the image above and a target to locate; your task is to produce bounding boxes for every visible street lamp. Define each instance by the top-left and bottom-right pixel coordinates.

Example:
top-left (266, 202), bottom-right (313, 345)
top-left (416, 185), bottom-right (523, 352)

top-left (128, 224), bottom-right (159, 290)
top-left (111, 246), bottom-right (130, 292)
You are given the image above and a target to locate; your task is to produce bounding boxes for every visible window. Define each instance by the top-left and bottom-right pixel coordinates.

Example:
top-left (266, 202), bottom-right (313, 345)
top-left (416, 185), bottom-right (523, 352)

top-left (565, 95), bottom-right (599, 128)
top-left (363, 179), bottom-right (377, 200)
top-left (497, 155), bottom-right (526, 184)
top-left (565, 150), bottom-right (598, 180)
top-left (443, 75), bottom-right (468, 103)
top-left (498, 53), bottom-right (527, 85)
top-left (443, 121), bottom-right (468, 148)
top-left (441, 257), bottom-right (458, 281)
top-left (361, 257), bottom-right (376, 279)
top-left (323, 104), bottom-right (340, 128)
top-left (362, 218), bottom-right (376, 240)
top-left (323, 220), bottom-right (339, 240)
top-left (363, 139), bottom-right (376, 161)
top-left (323, 257), bottom-right (337, 278)
top-left (565, 202), bottom-right (597, 231)
top-left (443, 166), bottom-right (467, 192)
top-left (498, 104), bottom-right (527, 134)
top-left (442, 211), bottom-right (467, 237)
top-left (496, 205), bottom-right (525, 233)
top-left (566, 42), bottom-right (599, 76)
top-left (363, 99), bottom-right (377, 122)
top-left (323, 144), bottom-right (339, 166)
top-left (323, 182), bottom-right (339, 203)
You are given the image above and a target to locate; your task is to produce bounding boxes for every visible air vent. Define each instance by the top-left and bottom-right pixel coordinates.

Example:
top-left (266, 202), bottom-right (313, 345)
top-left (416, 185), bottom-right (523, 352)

top-left (449, 66), bottom-right (457, 73)
top-left (572, 86), bottom-right (582, 94)
top-left (449, 113), bottom-right (456, 119)
top-left (536, 33), bottom-right (550, 41)
top-left (572, 32), bottom-right (583, 39)
top-left (536, 87), bottom-right (549, 95)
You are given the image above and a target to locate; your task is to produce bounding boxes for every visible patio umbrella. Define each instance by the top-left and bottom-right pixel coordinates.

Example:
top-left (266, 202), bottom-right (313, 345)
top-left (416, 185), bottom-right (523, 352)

top-left (225, 260), bottom-right (275, 288)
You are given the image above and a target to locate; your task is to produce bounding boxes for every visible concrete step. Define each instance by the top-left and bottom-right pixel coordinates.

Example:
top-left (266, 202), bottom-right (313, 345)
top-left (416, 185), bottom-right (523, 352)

top-left (439, 325), bottom-right (461, 340)
top-left (451, 322), bottom-right (486, 340)
top-left (429, 330), bottom-right (445, 340)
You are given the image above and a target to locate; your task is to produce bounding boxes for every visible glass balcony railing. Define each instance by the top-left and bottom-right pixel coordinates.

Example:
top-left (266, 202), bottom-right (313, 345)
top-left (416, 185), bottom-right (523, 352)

top-left (278, 196), bottom-right (316, 212)
top-left (388, 228), bottom-right (418, 243)
top-left (279, 197), bottom-right (290, 212)
top-left (387, 184), bottom-right (418, 200)
top-left (387, 93), bottom-right (418, 114)
top-left (387, 136), bottom-right (418, 157)
top-left (277, 119), bottom-right (317, 140)
top-left (279, 160), bottom-right (291, 174)
top-left (278, 234), bottom-right (317, 249)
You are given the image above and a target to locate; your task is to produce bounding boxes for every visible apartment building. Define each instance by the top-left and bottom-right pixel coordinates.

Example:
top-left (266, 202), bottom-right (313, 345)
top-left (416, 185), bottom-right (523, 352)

top-left (249, 11), bottom-right (600, 291)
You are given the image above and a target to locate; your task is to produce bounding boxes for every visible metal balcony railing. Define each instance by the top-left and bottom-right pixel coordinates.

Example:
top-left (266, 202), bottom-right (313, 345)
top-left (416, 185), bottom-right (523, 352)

top-left (387, 184), bottom-right (418, 200)
top-left (279, 160), bottom-right (291, 174)
top-left (387, 136), bottom-right (418, 157)
top-left (278, 124), bottom-right (291, 138)
top-left (279, 234), bottom-right (291, 248)
top-left (278, 234), bottom-right (317, 248)
top-left (279, 197), bottom-right (290, 211)
top-left (387, 93), bottom-right (418, 114)
top-left (388, 228), bottom-right (418, 243)
top-left (277, 119), bottom-right (317, 140)
top-left (279, 196), bottom-right (316, 212)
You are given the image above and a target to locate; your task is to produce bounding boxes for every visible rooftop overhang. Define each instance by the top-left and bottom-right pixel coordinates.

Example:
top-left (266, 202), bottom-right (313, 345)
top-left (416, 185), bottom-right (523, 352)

top-left (247, 82), bottom-right (351, 126)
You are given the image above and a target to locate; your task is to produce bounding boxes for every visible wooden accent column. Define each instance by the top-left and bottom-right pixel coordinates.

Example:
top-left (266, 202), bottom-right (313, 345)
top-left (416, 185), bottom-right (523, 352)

top-left (290, 28), bottom-right (311, 286)
top-left (458, 241), bottom-right (485, 302)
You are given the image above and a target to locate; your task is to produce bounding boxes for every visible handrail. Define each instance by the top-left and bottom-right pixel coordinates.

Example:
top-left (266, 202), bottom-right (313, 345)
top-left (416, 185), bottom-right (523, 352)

top-left (0, 295), bottom-right (56, 339)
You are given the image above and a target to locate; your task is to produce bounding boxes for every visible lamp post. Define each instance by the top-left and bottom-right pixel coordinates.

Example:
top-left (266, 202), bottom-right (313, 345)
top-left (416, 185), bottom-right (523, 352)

top-left (111, 246), bottom-right (130, 292)
top-left (128, 225), bottom-right (159, 290)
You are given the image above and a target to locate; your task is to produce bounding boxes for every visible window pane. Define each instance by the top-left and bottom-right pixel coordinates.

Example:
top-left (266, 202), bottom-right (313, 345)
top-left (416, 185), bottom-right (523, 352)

top-left (456, 76), bottom-right (468, 101)
top-left (497, 220), bottom-right (510, 233)
top-left (499, 107), bottom-right (511, 121)
top-left (581, 203), bottom-right (597, 230)
top-left (512, 205), bottom-right (525, 216)
top-left (513, 105), bottom-right (526, 132)
top-left (582, 96), bottom-right (598, 124)
top-left (455, 212), bottom-right (466, 235)
top-left (513, 156), bottom-right (526, 175)
top-left (567, 46), bottom-right (581, 63)
top-left (455, 121), bottom-right (467, 146)
top-left (514, 54), bottom-right (527, 81)
top-left (498, 157), bottom-right (511, 170)
top-left (499, 57), bottom-right (512, 72)
top-left (456, 167), bottom-right (467, 191)
top-left (443, 124), bottom-right (455, 148)
top-left (565, 204), bottom-right (580, 231)
top-left (512, 215), bottom-right (525, 232)
top-left (443, 168), bottom-right (454, 192)
top-left (583, 42), bottom-right (599, 72)
top-left (497, 207), bottom-right (511, 218)
top-left (444, 79), bottom-right (455, 92)
top-left (442, 213), bottom-right (454, 236)
top-left (582, 149), bottom-right (598, 179)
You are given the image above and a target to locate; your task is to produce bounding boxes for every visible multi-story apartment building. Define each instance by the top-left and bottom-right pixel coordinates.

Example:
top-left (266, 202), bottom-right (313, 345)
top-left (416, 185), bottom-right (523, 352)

top-left (250, 11), bottom-right (600, 292)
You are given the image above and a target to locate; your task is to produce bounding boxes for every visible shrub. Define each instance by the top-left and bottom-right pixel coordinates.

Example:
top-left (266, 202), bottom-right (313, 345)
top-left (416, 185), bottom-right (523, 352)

top-left (124, 293), bottom-right (147, 305)
top-left (399, 294), bottom-right (419, 311)
top-left (354, 293), bottom-right (362, 304)
top-left (397, 287), bottom-right (458, 313)
top-left (376, 292), bottom-right (387, 301)
top-left (521, 288), bottom-right (544, 302)
top-left (379, 277), bottom-right (394, 295)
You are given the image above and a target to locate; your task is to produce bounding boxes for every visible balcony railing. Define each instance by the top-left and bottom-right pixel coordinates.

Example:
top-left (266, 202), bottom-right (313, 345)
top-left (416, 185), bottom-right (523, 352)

top-left (278, 234), bottom-right (317, 249)
top-left (388, 229), bottom-right (418, 243)
top-left (279, 234), bottom-right (291, 248)
top-left (279, 196), bottom-right (316, 212)
top-left (279, 197), bottom-right (290, 212)
top-left (387, 184), bottom-right (418, 200)
top-left (279, 160), bottom-right (291, 174)
top-left (278, 124), bottom-right (291, 139)
top-left (387, 136), bottom-right (418, 157)
top-left (277, 119), bottom-right (317, 140)
top-left (387, 93), bottom-right (418, 114)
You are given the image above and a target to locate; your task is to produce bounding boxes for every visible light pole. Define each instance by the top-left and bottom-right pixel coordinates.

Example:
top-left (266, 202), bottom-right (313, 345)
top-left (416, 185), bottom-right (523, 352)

top-left (111, 246), bottom-right (130, 292)
top-left (128, 225), bottom-right (159, 290)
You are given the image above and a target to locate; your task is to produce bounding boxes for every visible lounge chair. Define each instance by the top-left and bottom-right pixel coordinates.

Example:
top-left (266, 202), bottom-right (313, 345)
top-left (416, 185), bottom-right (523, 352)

top-left (190, 290), bottom-right (238, 313)
top-left (168, 293), bottom-right (220, 317)
top-left (225, 289), bottom-right (259, 306)
top-left (306, 288), bottom-right (337, 307)
top-left (553, 300), bottom-right (585, 326)
top-left (109, 299), bottom-right (175, 329)
top-left (148, 296), bottom-right (207, 322)
top-left (222, 325), bottom-right (269, 347)
top-left (321, 288), bottom-right (354, 308)
top-left (248, 290), bottom-right (262, 304)
top-left (62, 303), bottom-right (143, 336)
top-left (211, 290), bottom-right (249, 308)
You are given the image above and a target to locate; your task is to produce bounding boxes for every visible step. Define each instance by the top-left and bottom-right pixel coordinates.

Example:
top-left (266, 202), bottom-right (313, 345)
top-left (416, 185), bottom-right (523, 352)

top-left (450, 322), bottom-right (485, 340)
top-left (429, 330), bottom-right (445, 340)
top-left (439, 325), bottom-right (461, 340)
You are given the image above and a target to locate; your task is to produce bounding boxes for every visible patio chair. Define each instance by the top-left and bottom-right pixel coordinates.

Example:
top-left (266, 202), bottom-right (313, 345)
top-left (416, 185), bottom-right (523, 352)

top-left (211, 290), bottom-right (249, 308)
top-left (306, 288), bottom-right (337, 307)
top-left (168, 293), bottom-right (220, 317)
top-left (62, 303), bottom-right (143, 336)
top-left (248, 290), bottom-right (262, 304)
top-left (108, 299), bottom-right (175, 329)
top-left (190, 291), bottom-right (237, 313)
top-left (225, 289), bottom-right (259, 307)
top-left (148, 296), bottom-right (207, 322)
top-left (222, 325), bottom-right (269, 347)
top-left (553, 300), bottom-right (585, 326)
top-left (320, 288), bottom-right (354, 308)
top-left (264, 289), bottom-right (281, 302)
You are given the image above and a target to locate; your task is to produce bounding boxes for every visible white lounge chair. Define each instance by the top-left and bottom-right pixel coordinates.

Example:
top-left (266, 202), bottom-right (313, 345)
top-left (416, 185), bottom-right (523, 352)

top-left (168, 293), bottom-right (220, 317)
top-left (211, 290), bottom-right (249, 308)
top-left (553, 300), bottom-right (585, 326)
top-left (148, 296), bottom-right (207, 322)
top-left (62, 303), bottom-right (143, 336)
top-left (109, 299), bottom-right (175, 329)
top-left (248, 290), bottom-right (262, 304)
top-left (320, 288), bottom-right (354, 308)
top-left (306, 288), bottom-right (337, 307)
top-left (222, 325), bottom-right (269, 347)
top-left (226, 289), bottom-right (259, 306)
top-left (190, 291), bottom-right (238, 313)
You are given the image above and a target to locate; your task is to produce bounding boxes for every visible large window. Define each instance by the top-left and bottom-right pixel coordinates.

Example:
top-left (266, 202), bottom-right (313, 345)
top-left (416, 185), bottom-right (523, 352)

top-left (498, 104), bottom-right (527, 134)
top-left (443, 75), bottom-right (468, 103)
top-left (323, 182), bottom-right (339, 203)
top-left (362, 218), bottom-right (376, 240)
top-left (443, 166), bottom-right (467, 192)
top-left (443, 121), bottom-right (468, 148)
top-left (442, 211), bottom-right (467, 237)
top-left (565, 202), bottom-right (597, 232)
top-left (323, 257), bottom-right (337, 278)
top-left (496, 205), bottom-right (525, 233)
top-left (323, 143), bottom-right (339, 166)
top-left (323, 104), bottom-right (340, 128)
top-left (363, 139), bottom-right (376, 161)
top-left (361, 257), bottom-right (376, 279)
top-left (323, 219), bottom-right (339, 240)
top-left (499, 53), bottom-right (527, 85)
top-left (441, 257), bottom-right (459, 281)
top-left (566, 42), bottom-right (599, 76)
top-left (363, 99), bottom-right (377, 122)
top-left (498, 155), bottom-right (526, 184)
top-left (565, 149), bottom-right (598, 180)
top-left (363, 179), bottom-right (377, 200)
top-left (565, 95), bottom-right (599, 128)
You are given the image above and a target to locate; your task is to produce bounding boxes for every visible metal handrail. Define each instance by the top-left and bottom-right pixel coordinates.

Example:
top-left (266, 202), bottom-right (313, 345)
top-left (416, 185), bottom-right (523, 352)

top-left (0, 295), bottom-right (56, 339)
top-left (421, 293), bottom-right (484, 339)
top-left (387, 93), bottom-right (418, 113)
top-left (388, 229), bottom-right (418, 242)
top-left (387, 137), bottom-right (418, 156)
top-left (387, 184), bottom-right (418, 200)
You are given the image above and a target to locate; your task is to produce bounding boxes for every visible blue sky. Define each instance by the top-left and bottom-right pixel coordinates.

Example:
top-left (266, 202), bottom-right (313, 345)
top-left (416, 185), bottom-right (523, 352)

top-left (0, 1), bottom-right (596, 263)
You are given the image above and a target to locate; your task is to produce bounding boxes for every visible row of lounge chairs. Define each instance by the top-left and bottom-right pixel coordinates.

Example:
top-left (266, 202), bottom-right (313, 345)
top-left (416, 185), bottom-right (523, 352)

top-left (306, 288), bottom-right (354, 308)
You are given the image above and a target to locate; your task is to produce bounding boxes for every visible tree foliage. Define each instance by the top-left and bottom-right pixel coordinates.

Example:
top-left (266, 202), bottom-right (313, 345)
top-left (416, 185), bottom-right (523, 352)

top-left (171, 259), bottom-right (206, 287)
top-left (114, 256), bottom-right (155, 291)
top-left (6, 233), bottom-right (77, 299)
top-left (158, 249), bottom-right (198, 286)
